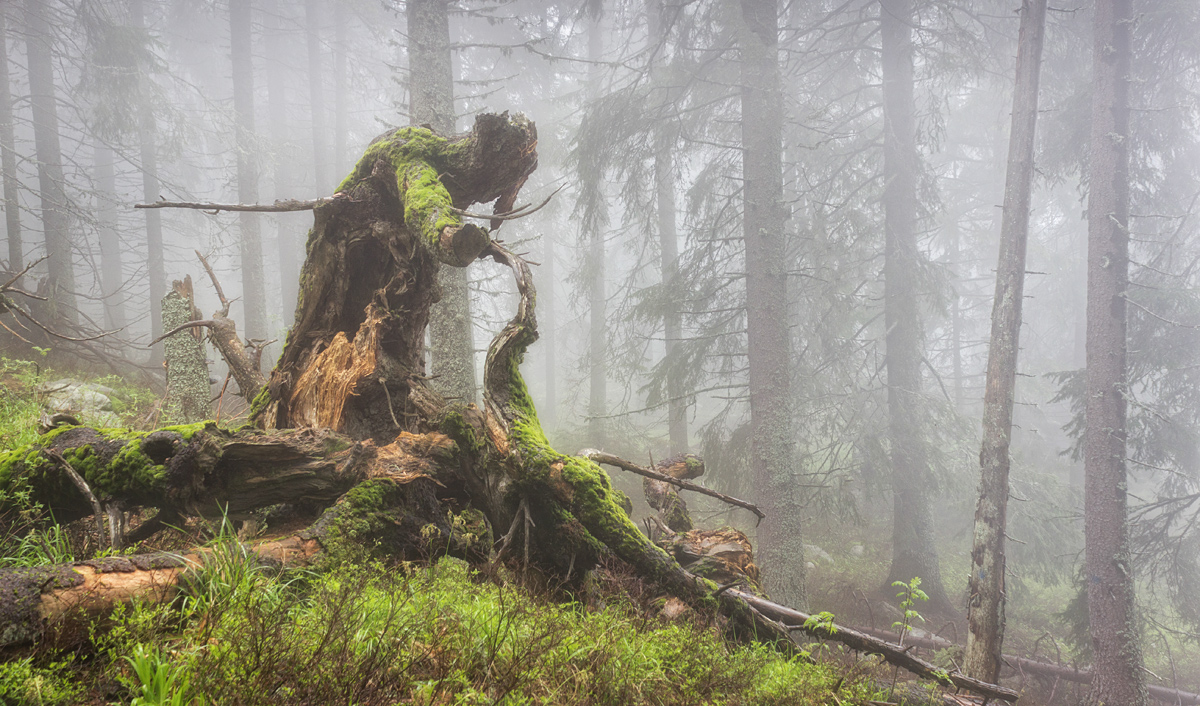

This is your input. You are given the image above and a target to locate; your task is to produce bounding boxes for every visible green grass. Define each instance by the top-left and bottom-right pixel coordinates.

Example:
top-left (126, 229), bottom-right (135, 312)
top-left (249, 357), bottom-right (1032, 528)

top-left (92, 553), bottom-right (869, 706)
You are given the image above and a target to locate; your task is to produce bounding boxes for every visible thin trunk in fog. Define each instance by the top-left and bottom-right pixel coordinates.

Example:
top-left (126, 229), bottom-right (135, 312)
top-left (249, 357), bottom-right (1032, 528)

top-left (880, 0), bottom-right (948, 610)
top-left (306, 0), bottom-right (329, 192)
top-left (542, 230), bottom-right (557, 430)
top-left (231, 0), bottom-right (266, 341)
top-left (964, 0), bottom-right (1047, 682)
top-left (0, 8), bottom-right (21, 278)
top-left (948, 223), bottom-right (963, 411)
top-left (738, 0), bottom-right (805, 608)
top-left (649, 0), bottom-right (686, 454)
top-left (408, 0), bottom-right (476, 404)
top-left (1083, 1), bottom-right (1145, 704)
top-left (334, 3), bottom-right (348, 177)
top-left (93, 140), bottom-right (126, 331)
top-left (24, 0), bottom-right (76, 323)
top-left (131, 0), bottom-right (165, 359)
top-left (585, 2), bottom-right (607, 446)
top-left (265, 0), bottom-right (299, 326)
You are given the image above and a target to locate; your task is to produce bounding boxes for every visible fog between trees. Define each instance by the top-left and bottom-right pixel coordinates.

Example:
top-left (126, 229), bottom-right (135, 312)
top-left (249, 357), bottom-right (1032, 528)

top-left (3, 0), bottom-right (1200, 702)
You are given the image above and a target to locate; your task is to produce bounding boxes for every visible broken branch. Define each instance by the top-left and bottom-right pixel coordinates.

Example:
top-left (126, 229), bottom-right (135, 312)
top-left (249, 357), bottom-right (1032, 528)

top-left (581, 449), bottom-right (766, 520)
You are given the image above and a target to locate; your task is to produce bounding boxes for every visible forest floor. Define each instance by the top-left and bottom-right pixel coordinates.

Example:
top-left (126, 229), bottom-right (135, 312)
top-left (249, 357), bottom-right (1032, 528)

top-left (0, 353), bottom-right (889, 706)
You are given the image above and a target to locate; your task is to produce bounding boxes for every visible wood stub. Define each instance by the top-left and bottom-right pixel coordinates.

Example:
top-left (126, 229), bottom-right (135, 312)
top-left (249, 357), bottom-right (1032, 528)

top-left (437, 223), bottom-right (490, 267)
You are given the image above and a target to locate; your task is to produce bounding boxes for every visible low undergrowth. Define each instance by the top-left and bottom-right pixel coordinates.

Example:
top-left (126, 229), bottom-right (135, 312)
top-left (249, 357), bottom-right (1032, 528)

top-left (2, 550), bottom-right (873, 706)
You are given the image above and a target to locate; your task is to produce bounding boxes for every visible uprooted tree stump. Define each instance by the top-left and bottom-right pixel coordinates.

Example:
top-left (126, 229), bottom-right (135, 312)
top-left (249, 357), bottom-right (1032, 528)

top-left (0, 113), bottom-right (1016, 702)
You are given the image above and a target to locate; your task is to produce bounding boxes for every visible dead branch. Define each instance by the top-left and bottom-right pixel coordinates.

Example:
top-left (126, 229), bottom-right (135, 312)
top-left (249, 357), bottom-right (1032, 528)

top-left (727, 589), bottom-right (1019, 702)
top-left (856, 625), bottom-right (1200, 705)
top-left (581, 449), bottom-right (766, 520)
top-left (450, 183), bottom-right (563, 223)
top-left (134, 193), bottom-right (351, 213)
top-left (43, 449), bottom-right (106, 547)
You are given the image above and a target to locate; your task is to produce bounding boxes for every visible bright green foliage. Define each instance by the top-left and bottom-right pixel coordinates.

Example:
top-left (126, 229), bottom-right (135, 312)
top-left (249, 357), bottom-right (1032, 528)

top-left (891, 576), bottom-right (929, 642)
top-left (97, 558), bottom-right (865, 705)
top-left (0, 657), bottom-right (82, 706)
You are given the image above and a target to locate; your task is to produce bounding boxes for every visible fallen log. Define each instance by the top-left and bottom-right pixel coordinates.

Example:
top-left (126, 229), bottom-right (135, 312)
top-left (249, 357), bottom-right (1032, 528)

top-left (726, 589), bottom-right (1019, 703)
top-left (857, 625), bottom-right (1200, 705)
top-left (0, 423), bottom-right (455, 525)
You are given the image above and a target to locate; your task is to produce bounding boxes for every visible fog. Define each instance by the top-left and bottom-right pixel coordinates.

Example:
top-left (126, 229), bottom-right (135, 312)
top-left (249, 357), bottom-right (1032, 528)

top-left (3, 0), bottom-right (1200, 700)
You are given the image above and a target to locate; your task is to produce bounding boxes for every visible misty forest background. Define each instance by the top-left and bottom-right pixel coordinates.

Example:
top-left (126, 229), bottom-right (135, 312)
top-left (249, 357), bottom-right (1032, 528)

top-left (3, 0), bottom-right (1200, 701)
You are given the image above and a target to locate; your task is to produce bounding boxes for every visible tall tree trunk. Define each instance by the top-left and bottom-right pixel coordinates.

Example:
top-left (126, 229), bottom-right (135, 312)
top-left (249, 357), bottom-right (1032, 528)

top-left (585, 4), bottom-right (607, 446)
top-left (305, 0), bottom-right (329, 193)
top-left (1083, 1), bottom-right (1145, 704)
top-left (24, 0), bottom-right (77, 323)
top-left (231, 0), bottom-right (266, 341)
top-left (334, 2), bottom-right (348, 177)
top-left (880, 0), bottom-right (948, 609)
top-left (94, 139), bottom-right (127, 331)
top-left (649, 0), bottom-right (686, 454)
top-left (409, 0), bottom-right (477, 404)
top-left (264, 0), bottom-right (299, 328)
top-left (0, 7), bottom-right (22, 278)
top-left (131, 0), bottom-right (165, 360)
top-left (963, 0), bottom-right (1047, 682)
top-left (738, 0), bottom-right (804, 608)
top-left (542, 229), bottom-right (558, 431)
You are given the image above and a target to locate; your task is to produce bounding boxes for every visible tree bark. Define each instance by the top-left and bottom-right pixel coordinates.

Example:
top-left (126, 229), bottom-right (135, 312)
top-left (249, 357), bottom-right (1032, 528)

top-left (231, 0), bottom-right (266, 342)
top-left (24, 0), bottom-right (77, 323)
top-left (880, 0), bottom-right (949, 611)
top-left (162, 282), bottom-right (210, 423)
top-left (738, 0), bottom-right (805, 609)
top-left (964, 0), bottom-right (1047, 683)
top-left (131, 0), bottom-right (166, 361)
top-left (94, 140), bottom-right (127, 331)
top-left (408, 0), bottom-right (477, 406)
top-left (0, 7), bottom-right (22, 279)
top-left (1083, 1), bottom-right (1146, 705)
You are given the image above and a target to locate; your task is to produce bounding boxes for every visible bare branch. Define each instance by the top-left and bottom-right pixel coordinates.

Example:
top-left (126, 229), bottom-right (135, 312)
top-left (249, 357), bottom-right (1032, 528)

top-left (451, 184), bottom-right (564, 223)
top-left (580, 449), bottom-right (766, 520)
top-left (134, 193), bottom-right (351, 213)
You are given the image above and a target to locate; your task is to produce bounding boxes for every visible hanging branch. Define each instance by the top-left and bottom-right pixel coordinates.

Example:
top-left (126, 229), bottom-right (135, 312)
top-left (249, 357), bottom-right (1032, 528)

top-left (134, 193), bottom-right (352, 213)
top-left (450, 184), bottom-right (564, 222)
top-left (580, 448), bottom-right (766, 520)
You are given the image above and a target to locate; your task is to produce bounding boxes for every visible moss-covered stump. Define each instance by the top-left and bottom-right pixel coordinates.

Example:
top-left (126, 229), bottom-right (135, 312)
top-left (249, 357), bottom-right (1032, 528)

top-left (0, 424), bottom-right (457, 525)
top-left (255, 113), bottom-right (537, 442)
top-left (644, 452), bottom-right (705, 534)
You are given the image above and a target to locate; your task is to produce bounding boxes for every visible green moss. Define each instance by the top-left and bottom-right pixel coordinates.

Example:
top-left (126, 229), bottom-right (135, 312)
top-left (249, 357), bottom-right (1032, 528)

top-left (247, 385), bottom-right (273, 421)
top-left (440, 409), bottom-right (485, 456)
top-left (335, 126), bottom-right (474, 256)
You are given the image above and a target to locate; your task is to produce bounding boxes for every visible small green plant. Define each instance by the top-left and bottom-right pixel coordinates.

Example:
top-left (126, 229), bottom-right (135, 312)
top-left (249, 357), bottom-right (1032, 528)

top-left (888, 576), bottom-right (929, 701)
top-left (803, 610), bottom-right (838, 637)
top-left (123, 643), bottom-right (199, 706)
top-left (891, 576), bottom-right (928, 646)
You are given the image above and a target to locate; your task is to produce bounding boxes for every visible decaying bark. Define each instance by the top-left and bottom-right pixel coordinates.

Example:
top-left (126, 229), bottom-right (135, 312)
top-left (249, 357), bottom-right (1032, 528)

top-left (162, 278), bottom-right (210, 423)
top-left (253, 112), bottom-right (536, 440)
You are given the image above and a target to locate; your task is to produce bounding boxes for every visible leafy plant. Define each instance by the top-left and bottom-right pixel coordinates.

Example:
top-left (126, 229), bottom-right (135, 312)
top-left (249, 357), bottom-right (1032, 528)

top-left (123, 643), bottom-right (199, 706)
top-left (890, 576), bottom-right (928, 646)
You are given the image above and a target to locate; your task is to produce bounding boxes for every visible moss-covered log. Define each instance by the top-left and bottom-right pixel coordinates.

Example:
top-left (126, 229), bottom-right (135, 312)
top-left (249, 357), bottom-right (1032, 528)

top-left (0, 423), bottom-right (456, 525)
